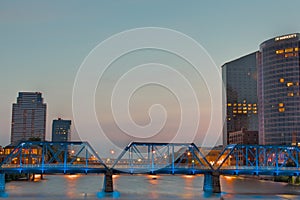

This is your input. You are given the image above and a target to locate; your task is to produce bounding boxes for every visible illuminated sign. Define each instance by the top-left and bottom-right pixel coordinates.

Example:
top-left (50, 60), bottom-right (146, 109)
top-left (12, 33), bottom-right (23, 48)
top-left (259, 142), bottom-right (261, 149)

top-left (275, 34), bottom-right (297, 41)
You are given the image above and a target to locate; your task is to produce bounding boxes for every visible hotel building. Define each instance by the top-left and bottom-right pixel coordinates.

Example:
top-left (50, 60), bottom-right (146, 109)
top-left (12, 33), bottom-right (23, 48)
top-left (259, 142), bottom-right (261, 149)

top-left (258, 33), bottom-right (300, 145)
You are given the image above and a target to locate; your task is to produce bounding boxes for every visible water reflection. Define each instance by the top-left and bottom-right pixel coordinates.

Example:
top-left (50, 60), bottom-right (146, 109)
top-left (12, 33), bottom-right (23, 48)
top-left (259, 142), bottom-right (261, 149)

top-left (4, 174), bottom-right (300, 199)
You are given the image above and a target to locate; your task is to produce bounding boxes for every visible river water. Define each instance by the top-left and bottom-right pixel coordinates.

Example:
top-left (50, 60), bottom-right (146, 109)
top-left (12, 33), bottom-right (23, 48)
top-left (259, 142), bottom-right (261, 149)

top-left (3, 174), bottom-right (300, 200)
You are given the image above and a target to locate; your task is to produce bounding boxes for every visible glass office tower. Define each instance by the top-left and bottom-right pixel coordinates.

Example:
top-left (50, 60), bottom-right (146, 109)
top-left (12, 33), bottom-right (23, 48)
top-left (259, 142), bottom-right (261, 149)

top-left (222, 52), bottom-right (258, 145)
top-left (52, 118), bottom-right (71, 142)
top-left (258, 33), bottom-right (300, 145)
top-left (11, 92), bottom-right (47, 145)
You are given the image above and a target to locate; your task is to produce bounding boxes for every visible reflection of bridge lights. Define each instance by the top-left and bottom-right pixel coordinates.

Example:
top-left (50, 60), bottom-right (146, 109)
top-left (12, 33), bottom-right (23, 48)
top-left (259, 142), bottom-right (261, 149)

top-left (187, 152), bottom-right (191, 156)
top-left (148, 175), bottom-right (159, 180)
top-left (152, 150), bottom-right (156, 154)
top-left (76, 158), bottom-right (80, 162)
top-left (184, 175), bottom-right (194, 179)
top-left (71, 150), bottom-right (75, 154)
top-left (66, 174), bottom-right (80, 180)
top-left (223, 176), bottom-right (235, 180)
top-left (137, 158), bottom-right (142, 162)
top-left (192, 160), bottom-right (195, 163)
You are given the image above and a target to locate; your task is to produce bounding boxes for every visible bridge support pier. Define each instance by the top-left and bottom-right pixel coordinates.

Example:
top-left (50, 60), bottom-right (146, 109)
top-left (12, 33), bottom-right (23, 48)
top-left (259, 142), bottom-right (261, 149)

top-left (97, 170), bottom-right (120, 198)
top-left (103, 170), bottom-right (113, 193)
top-left (203, 172), bottom-right (221, 193)
top-left (0, 173), bottom-right (8, 197)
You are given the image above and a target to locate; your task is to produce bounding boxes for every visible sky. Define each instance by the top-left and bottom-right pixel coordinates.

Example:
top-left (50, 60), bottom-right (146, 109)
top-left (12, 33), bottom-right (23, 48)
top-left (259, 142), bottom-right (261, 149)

top-left (1, 1), bottom-right (300, 155)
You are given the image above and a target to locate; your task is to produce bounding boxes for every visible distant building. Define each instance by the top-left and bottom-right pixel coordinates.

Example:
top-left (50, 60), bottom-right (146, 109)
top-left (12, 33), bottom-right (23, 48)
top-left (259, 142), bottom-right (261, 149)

top-left (52, 118), bottom-right (71, 142)
top-left (11, 92), bottom-right (47, 145)
top-left (222, 52), bottom-right (258, 146)
top-left (0, 146), bottom-right (3, 163)
top-left (258, 33), bottom-right (300, 145)
top-left (228, 128), bottom-right (258, 145)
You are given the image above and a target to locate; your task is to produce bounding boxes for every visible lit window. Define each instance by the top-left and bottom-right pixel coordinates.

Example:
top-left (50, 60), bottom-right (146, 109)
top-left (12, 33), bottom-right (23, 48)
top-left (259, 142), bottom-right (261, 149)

top-left (248, 107), bottom-right (252, 110)
top-left (243, 111), bottom-right (247, 114)
top-left (278, 103), bottom-right (284, 107)
top-left (238, 103), bottom-right (242, 106)
top-left (243, 104), bottom-right (246, 107)
top-left (288, 92), bottom-right (294, 97)
top-left (248, 104), bottom-right (252, 107)
top-left (243, 107), bottom-right (247, 110)
top-left (279, 78), bottom-right (284, 83)
top-left (285, 53), bottom-right (294, 58)
top-left (253, 111), bottom-right (257, 114)
top-left (233, 103), bottom-right (237, 106)
top-left (285, 48), bottom-right (294, 53)
top-left (253, 104), bottom-right (257, 106)
top-left (233, 110), bottom-right (237, 114)
top-left (276, 49), bottom-right (284, 54)
top-left (238, 111), bottom-right (242, 114)
top-left (295, 47), bottom-right (299, 51)
top-left (287, 82), bottom-right (293, 87)
top-left (227, 103), bottom-right (232, 107)
top-left (279, 108), bottom-right (285, 112)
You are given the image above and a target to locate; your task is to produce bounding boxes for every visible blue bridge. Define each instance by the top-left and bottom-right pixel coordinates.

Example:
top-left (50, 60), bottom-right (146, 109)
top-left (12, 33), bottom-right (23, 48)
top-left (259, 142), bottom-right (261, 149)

top-left (1, 141), bottom-right (300, 197)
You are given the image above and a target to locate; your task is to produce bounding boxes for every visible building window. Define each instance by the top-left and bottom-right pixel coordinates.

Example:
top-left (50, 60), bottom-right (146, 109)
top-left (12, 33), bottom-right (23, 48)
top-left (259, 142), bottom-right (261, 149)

top-left (285, 48), bottom-right (294, 53)
top-left (285, 53), bottom-right (294, 58)
top-left (276, 49), bottom-right (284, 54)
top-left (279, 108), bottom-right (285, 112)
top-left (287, 82), bottom-right (293, 87)
top-left (279, 78), bottom-right (284, 83)
top-left (279, 103), bottom-right (284, 107)
top-left (288, 92), bottom-right (294, 97)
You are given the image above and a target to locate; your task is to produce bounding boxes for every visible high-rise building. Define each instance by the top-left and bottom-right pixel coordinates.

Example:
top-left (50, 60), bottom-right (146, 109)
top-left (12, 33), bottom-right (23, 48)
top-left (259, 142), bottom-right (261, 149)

top-left (11, 92), bottom-right (47, 145)
top-left (228, 128), bottom-right (258, 145)
top-left (52, 118), bottom-right (71, 142)
top-left (258, 33), bottom-right (300, 145)
top-left (222, 52), bottom-right (258, 145)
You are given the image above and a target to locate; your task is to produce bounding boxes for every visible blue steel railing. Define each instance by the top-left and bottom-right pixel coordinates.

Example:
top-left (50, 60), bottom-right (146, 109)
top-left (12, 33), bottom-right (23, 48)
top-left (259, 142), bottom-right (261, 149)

top-left (1, 142), bottom-right (300, 176)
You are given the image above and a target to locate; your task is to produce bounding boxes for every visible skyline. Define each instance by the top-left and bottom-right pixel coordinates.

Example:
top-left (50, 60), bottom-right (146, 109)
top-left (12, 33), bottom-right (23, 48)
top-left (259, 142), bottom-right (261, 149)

top-left (1, 1), bottom-right (300, 152)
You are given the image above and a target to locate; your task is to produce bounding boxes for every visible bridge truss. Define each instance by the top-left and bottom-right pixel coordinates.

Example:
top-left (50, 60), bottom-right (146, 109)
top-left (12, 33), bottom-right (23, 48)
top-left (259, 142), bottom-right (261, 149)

top-left (214, 144), bottom-right (300, 176)
top-left (111, 142), bottom-right (213, 174)
top-left (0, 141), bottom-right (108, 174)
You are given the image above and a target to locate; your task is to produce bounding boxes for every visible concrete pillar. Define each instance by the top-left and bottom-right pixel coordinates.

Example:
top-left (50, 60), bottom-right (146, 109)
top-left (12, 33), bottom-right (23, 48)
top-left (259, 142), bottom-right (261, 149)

top-left (103, 170), bottom-right (113, 193)
top-left (203, 172), bottom-right (221, 193)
